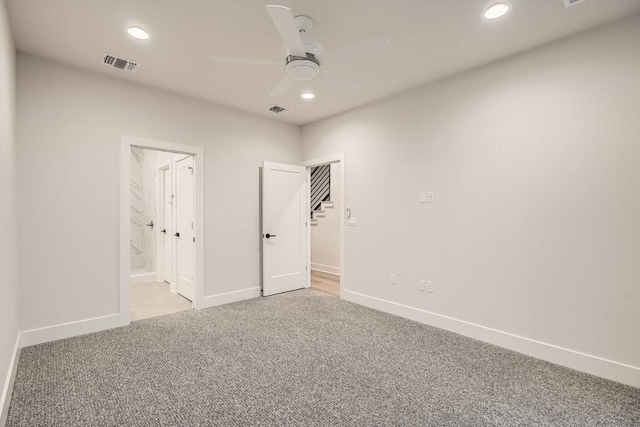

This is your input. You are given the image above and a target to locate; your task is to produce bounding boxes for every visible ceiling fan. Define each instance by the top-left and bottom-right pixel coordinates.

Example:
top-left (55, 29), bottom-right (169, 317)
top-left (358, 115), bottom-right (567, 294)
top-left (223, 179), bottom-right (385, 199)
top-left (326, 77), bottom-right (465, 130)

top-left (212, 5), bottom-right (391, 97)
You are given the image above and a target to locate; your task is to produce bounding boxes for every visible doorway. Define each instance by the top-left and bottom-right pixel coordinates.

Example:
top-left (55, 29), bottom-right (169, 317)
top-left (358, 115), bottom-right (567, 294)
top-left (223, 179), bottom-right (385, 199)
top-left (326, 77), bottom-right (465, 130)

top-left (120, 136), bottom-right (205, 325)
top-left (308, 162), bottom-right (341, 296)
top-left (128, 147), bottom-right (195, 321)
top-left (261, 154), bottom-right (345, 298)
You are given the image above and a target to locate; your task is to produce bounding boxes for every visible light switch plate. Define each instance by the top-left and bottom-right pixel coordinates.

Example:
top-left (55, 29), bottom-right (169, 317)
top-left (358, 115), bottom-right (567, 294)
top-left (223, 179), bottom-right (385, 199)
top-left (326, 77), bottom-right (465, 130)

top-left (419, 192), bottom-right (427, 203)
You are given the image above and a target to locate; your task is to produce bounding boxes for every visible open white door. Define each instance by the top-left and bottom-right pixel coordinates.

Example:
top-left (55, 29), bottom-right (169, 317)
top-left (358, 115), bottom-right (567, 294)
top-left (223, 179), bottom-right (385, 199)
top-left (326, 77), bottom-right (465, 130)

top-left (176, 156), bottom-right (195, 302)
top-left (262, 161), bottom-right (308, 296)
top-left (161, 167), bottom-right (173, 284)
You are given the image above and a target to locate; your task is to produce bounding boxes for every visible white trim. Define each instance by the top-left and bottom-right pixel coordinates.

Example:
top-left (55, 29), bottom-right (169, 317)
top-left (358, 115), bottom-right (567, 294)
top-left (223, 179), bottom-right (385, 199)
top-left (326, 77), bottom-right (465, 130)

top-left (306, 167), bottom-right (311, 289)
top-left (303, 153), bottom-right (346, 299)
top-left (200, 287), bottom-right (261, 309)
top-left (121, 136), bottom-right (205, 330)
top-left (0, 334), bottom-right (21, 425)
top-left (129, 271), bottom-right (157, 285)
top-left (310, 263), bottom-right (341, 276)
top-left (19, 314), bottom-right (124, 348)
top-left (156, 161), bottom-right (171, 284)
top-left (344, 290), bottom-right (640, 389)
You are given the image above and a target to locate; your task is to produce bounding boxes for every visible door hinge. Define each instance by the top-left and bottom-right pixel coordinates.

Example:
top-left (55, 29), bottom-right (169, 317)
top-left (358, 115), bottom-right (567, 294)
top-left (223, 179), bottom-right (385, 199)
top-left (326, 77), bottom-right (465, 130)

top-left (193, 237), bottom-right (195, 243)
top-left (191, 222), bottom-right (194, 229)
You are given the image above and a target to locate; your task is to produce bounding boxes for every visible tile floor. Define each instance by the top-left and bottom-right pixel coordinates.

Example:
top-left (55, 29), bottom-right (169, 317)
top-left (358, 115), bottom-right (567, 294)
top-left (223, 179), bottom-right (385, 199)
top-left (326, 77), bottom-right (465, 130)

top-left (130, 281), bottom-right (192, 321)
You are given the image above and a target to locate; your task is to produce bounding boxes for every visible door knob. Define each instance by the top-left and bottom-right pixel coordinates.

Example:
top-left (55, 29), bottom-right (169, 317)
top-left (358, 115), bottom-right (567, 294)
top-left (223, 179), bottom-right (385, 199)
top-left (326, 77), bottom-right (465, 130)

top-left (161, 229), bottom-right (167, 234)
top-left (174, 232), bottom-right (180, 237)
top-left (265, 233), bottom-right (276, 239)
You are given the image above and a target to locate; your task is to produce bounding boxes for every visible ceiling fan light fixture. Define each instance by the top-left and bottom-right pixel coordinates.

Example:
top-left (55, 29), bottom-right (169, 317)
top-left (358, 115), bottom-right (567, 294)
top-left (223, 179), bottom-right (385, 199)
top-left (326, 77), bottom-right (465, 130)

top-left (126, 26), bottom-right (150, 40)
top-left (483, 2), bottom-right (511, 20)
top-left (286, 59), bottom-right (320, 81)
top-left (301, 92), bottom-right (315, 100)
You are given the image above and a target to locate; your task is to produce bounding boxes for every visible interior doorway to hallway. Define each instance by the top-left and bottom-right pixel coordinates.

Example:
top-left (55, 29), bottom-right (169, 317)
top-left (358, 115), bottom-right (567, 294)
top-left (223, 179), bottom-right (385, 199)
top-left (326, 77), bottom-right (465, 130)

top-left (260, 153), bottom-right (345, 298)
top-left (129, 147), bottom-right (195, 321)
top-left (120, 136), bottom-right (205, 325)
top-left (308, 162), bottom-right (341, 296)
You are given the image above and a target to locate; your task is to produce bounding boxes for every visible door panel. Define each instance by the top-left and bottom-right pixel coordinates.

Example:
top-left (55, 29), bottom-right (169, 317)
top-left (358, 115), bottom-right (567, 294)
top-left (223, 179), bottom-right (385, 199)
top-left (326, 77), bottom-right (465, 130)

top-left (262, 161), bottom-right (308, 296)
top-left (162, 168), bottom-right (173, 284)
top-left (176, 156), bottom-right (195, 301)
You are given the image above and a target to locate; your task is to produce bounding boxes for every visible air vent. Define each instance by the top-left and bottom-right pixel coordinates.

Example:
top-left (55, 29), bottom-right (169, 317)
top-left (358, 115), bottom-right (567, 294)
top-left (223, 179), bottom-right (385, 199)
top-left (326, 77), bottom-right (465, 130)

top-left (268, 105), bottom-right (289, 114)
top-left (563, 0), bottom-right (588, 7)
top-left (102, 53), bottom-right (139, 72)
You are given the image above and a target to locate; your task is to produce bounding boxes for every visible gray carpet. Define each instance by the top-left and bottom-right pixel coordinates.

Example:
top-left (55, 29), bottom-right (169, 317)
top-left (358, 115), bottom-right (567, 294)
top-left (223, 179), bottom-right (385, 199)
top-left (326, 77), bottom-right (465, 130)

top-left (7, 290), bottom-right (640, 426)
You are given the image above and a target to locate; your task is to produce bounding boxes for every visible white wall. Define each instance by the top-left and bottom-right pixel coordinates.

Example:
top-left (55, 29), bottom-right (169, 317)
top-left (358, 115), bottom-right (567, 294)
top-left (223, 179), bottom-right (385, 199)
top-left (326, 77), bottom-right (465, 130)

top-left (302, 15), bottom-right (640, 382)
top-left (311, 162), bottom-right (341, 275)
top-left (17, 53), bottom-right (301, 331)
top-left (0, 0), bottom-right (19, 416)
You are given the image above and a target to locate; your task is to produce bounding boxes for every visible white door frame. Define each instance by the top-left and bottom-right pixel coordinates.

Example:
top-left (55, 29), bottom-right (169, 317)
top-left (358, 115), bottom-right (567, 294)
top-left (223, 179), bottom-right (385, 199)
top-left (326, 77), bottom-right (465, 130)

top-left (302, 153), bottom-right (346, 298)
top-left (120, 135), bottom-right (205, 325)
top-left (156, 161), bottom-right (171, 286)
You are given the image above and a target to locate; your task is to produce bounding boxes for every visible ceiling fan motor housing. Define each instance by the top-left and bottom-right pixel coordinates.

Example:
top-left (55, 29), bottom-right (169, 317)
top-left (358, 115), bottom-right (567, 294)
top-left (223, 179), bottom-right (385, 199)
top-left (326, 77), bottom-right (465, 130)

top-left (286, 54), bottom-right (320, 81)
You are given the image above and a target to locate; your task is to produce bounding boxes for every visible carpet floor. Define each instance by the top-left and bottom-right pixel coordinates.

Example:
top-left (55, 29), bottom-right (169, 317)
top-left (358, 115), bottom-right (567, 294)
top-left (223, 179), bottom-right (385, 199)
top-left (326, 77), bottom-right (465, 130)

top-left (7, 290), bottom-right (640, 426)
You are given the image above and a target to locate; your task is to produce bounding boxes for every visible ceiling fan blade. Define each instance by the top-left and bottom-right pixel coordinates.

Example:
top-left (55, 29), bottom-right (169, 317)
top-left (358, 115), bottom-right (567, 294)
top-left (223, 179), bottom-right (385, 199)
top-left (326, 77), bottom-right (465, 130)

top-left (323, 71), bottom-right (362, 93)
top-left (265, 5), bottom-right (306, 57)
top-left (270, 75), bottom-right (295, 97)
top-left (212, 56), bottom-right (281, 67)
top-left (324, 37), bottom-right (392, 64)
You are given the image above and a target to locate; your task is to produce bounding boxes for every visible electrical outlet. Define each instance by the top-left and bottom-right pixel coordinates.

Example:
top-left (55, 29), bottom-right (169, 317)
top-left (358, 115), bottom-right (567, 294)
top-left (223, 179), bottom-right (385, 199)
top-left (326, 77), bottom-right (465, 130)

top-left (390, 274), bottom-right (396, 285)
top-left (427, 281), bottom-right (434, 293)
top-left (418, 280), bottom-right (426, 292)
top-left (427, 192), bottom-right (435, 203)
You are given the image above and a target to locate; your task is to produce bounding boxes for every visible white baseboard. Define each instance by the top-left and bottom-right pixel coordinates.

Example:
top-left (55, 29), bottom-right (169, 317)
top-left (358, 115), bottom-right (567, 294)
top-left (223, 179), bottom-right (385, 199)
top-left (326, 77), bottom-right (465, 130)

top-left (310, 263), bottom-right (341, 276)
top-left (19, 314), bottom-right (125, 348)
top-left (344, 290), bottom-right (640, 389)
top-left (129, 272), bottom-right (157, 285)
top-left (0, 333), bottom-right (21, 426)
top-left (199, 287), bottom-right (261, 310)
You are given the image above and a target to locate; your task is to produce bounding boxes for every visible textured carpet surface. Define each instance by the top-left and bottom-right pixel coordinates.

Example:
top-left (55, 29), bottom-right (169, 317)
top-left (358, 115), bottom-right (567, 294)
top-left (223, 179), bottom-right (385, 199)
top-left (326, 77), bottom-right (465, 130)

top-left (7, 290), bottom-right (640, 426)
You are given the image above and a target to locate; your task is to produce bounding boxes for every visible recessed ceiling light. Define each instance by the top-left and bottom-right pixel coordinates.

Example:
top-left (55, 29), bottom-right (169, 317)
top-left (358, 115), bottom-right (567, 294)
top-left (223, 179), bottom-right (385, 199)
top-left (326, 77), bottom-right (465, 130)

top-left (483, 3), bottom-right (511, 20)
top-left (127, 27), bottom-right (150, 40)
top-left (301, 92), bottom-right (315, 100)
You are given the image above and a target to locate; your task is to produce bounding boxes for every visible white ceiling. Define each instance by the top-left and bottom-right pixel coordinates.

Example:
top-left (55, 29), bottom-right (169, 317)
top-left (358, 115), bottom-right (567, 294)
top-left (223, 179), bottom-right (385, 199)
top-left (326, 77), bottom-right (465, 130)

top-left (7, 0), bottom-right (640, 125)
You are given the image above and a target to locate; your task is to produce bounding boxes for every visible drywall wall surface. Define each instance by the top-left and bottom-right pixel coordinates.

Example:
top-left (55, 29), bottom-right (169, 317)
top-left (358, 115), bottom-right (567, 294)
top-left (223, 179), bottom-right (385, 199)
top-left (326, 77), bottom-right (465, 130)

top-left (0, 0), bottom-right (19, 415)
top-left (17, 53), bottom-right (301, 330)
top-left (302, 16), bottom-right (640, 369)
top-left (311, 162), bottom-right (341, 274)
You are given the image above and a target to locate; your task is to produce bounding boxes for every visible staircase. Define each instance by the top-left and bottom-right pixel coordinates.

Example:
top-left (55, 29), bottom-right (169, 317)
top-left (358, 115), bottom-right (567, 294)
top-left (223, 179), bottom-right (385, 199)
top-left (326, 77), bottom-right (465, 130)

top-left (310, 200), bottom-right (334, 226)
top-left (310, 164), bottom-right (330, 218)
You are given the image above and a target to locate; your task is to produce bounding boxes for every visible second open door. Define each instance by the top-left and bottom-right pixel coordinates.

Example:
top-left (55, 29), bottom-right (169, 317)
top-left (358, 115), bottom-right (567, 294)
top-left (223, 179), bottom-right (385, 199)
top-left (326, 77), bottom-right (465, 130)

top-left (262, 161), bottom-right (308, 296)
